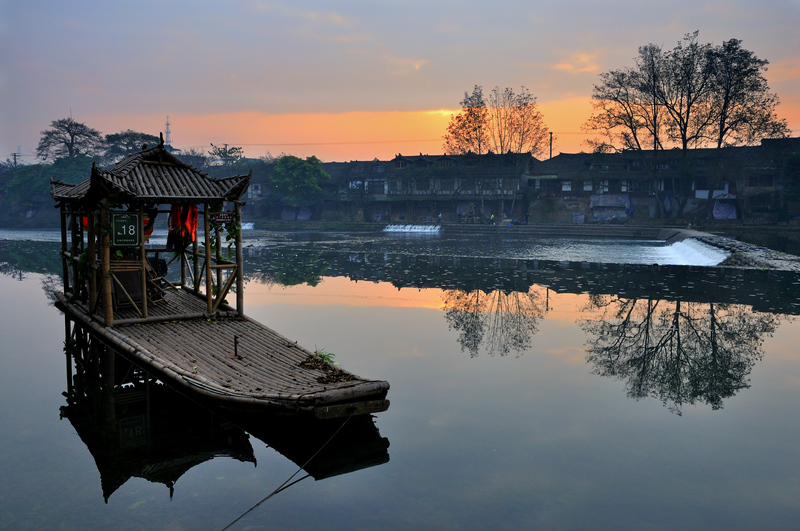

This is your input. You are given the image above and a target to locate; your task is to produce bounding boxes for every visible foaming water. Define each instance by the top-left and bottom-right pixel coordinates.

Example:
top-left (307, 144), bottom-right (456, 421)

top-left (360, 235), bottom-right (731, 267)
top-left (659, 239), bottom-right (730, 266)
top-left (515, 238), bottom-right (729, 266)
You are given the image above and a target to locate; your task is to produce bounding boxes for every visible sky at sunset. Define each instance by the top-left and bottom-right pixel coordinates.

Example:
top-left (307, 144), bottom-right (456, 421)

top-left (2, 1), bottom-right (800, 164)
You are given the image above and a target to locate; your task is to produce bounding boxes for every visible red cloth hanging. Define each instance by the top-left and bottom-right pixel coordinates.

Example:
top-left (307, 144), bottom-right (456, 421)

top-left (184, 204), bottom-right (198, 241)
top-left (167, 204), bottom-right (197, 250)
top-left (168, 204), bottom-right (182, 234)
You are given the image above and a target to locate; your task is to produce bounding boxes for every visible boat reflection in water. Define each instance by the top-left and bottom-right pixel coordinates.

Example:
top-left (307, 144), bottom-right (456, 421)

top-left (59, 317), bottom-right (390, 502)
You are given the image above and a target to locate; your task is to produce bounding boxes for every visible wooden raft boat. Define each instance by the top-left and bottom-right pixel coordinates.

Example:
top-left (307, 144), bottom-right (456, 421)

top-left (51, 138), bottom-right (389, 418)
top-left (57, 290), bottom-right (389, 418)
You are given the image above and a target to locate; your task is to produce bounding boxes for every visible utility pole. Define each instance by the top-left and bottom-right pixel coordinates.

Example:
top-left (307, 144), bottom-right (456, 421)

top-left (10, 152), bottom-right (17, 167)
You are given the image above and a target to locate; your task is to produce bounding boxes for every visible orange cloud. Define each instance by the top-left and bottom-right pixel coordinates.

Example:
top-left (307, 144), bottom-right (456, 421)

top-left (551, 53), bottom-right (600, 74)
top-left (768, 58), bottom-right (800, 83)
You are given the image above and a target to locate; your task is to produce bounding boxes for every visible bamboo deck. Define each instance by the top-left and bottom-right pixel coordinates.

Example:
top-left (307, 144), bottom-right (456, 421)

top-left (55, 288), bottom-right (389, 418)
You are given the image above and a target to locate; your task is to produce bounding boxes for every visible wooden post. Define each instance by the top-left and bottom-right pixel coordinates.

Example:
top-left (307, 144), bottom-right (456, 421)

top-left (235, 201), bottom-right (244, 316)
top-left (100, 204), bottom-right (114, 326)
top-left (87, 212), bottom-right (97, 312)
top-left (60, 206), bottom-right (70, 294)
top-left (139, 203), bottom-right (148, 319)
top-left (192, 229), bottom-right (200, 295)
top-left (71, 211), bottom-right (80, 300)
top-left (203, 204), bottom-right (213, 313)
top-left (215, 222), bottom-right (222, 294)
top-left (180, 246), bottom-right (187, 290)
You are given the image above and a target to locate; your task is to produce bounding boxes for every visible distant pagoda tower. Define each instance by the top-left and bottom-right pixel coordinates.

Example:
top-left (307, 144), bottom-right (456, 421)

top-left (164, 115), bottom-right (172, 147)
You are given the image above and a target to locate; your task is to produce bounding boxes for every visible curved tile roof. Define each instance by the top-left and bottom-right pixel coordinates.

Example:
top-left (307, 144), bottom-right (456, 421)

top-left (51, 141), bottom-right (250, 205)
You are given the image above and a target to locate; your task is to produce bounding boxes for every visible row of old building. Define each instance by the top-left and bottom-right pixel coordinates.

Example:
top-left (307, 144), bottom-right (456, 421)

top-left (241, 138), bottom-right (800, 224)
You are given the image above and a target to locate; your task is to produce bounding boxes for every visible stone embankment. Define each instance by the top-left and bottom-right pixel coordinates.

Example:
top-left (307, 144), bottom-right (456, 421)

top-left (686, 232), bottom-right (800, 272)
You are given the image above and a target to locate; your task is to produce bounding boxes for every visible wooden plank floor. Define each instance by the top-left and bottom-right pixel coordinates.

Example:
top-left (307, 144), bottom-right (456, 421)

top-left (109, 286), bottom-right (212, 320)
top-left (58, 290), bottom-right (389, 416)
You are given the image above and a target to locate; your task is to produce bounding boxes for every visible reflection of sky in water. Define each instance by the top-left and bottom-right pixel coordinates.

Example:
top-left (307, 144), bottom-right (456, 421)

top-left (1, 233), bottom-right (798, 529)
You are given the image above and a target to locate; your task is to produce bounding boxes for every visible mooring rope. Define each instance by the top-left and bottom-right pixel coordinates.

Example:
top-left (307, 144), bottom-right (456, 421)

top-left (221, 412), bottom-right (356, 531)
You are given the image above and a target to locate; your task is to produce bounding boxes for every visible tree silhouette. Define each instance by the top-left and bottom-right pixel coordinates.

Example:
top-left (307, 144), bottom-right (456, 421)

top-left (243, 249), bottom-right (329, 288)
top-left (271, 155), bottom-right (330, 208)
top-left (36, 116), bottom-right (103, 161)
top-left (103, 130), bottom-right (161, 164)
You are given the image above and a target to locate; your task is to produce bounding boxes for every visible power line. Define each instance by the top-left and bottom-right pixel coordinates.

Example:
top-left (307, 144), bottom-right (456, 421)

top-left (208, 134), bottom-right (590, 147)
top-left (227, 139), bottom-right (443, 147)
top-left (192, 134), bottom-right (590, 149)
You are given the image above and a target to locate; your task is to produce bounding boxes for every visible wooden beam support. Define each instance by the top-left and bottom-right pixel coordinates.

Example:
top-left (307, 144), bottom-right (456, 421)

top-left (235, 201), bottom-right (244, 317)
top-left (87, 212), bottom-right (97, 313)
top-left (203, 204), bottom-right (213, 314)
top-left (140, 203), bottom-right (148, 319)
top-left (100, 204), bottom-right (114, 327)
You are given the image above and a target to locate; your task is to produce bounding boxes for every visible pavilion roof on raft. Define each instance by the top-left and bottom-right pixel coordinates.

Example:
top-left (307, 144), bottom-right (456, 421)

top-left (50, 139), bottom-right (250, 207)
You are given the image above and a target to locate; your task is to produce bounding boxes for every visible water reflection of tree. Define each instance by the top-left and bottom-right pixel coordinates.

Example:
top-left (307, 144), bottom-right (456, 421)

top-left (0, 241), bottom-right (62, 304)
top-left (0, 240), bottom-right (63, 279)
top-left (442, 289), bottom-right (544, 357)
top-left (581, 296), bottom-right (782, 414)
top-left (245, 250), bottom-right (330, 287)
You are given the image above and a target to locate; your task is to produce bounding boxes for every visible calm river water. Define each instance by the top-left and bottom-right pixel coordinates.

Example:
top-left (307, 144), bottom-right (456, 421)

top-left (1, 229), bottom-right (799, 530)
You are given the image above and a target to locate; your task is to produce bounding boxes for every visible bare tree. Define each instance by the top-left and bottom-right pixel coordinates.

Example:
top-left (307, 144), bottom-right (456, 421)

top-left (36, 116), bottom-right (103, 161)
top-left (584, 32), bottom-right (791, 218)
top-left (587, 32), bottom-right (790, 153)
top-left (443, 85), bottom-right (550, 157)
top-left (486, 86), bottom-right (549, 157)
top-left (659, 32), bottom-right (716, 152)
top-left (584, 65), bottom-right (663, 152)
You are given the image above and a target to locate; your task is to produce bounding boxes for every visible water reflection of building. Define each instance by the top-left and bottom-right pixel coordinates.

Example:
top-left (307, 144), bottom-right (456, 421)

top-left (247, 248), bottom-right (797, 412)
top-left (246, 249), bottom-right (800, 316)
top-left (60, 317), bottom-right (390, 502)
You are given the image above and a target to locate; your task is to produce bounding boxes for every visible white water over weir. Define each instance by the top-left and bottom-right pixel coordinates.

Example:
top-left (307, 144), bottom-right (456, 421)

top-left (383, 224), bottom-right (442, 233)
top-left (659, 238), bottom-right (730, 266)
